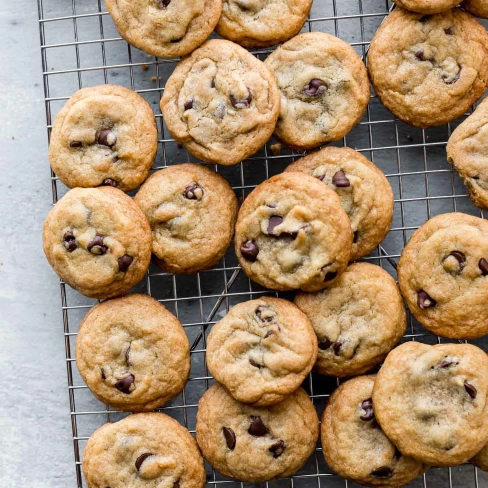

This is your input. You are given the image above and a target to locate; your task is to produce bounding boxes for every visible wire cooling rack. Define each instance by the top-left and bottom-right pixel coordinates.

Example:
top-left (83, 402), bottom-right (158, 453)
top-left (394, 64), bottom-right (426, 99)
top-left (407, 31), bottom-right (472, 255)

top-left (36, 0), bottom-right (488, 486)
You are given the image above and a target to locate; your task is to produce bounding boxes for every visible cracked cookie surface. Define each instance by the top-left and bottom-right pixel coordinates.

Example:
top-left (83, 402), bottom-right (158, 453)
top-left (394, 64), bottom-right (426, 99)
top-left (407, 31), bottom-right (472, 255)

top-left (134, 163), bottom-right (238, 274)
top-left (83, 412), bottom-right (205, 488)
top-left (398, 212), bottom-right (488, 339)
top-left (196, 383), bottom-right (318, 482)
top-left (206, 297), bottom-right (317, 406)
top-left (49, 85), bottom-right (158, 192)
top-left (373, 342), bottom-right (488, 466)
top-left (285, 146), bottom-right (394, 260)
top-left (160, 39), bottom-right (280, 166)
top-left (368, 7), bottom-right (488, 128)
top-left (463, 0), bottom-right (488, 19)
top-left (447, 97), bottom-right (488, 209)
top-left (216, 0), bottom-right (312, 48)
top-left (106, 0), bottom-right (222, 58)
top-left (322, 375), bottom-right (427, 487)
top-left (43, 187), bottom-right (152, 299)
top-left (264, 32), bottom-right (369, 150)
top-left (393, 0), bottom-right (459, 13)
top-left (76, 294), bottom-right (190, 412)
top-left (295, 263), bottom-right (406, 377)
top-left (235, 172), bottom-right (352, 292)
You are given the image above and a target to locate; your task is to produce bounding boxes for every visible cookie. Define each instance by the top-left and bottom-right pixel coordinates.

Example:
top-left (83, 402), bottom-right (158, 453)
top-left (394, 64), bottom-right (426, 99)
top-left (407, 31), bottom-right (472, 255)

top-left (134, 163), bottom-right (238, 274)
top-left (264, 32), bottom-right (369, 151)
top-left (76, 294), bottom-right (190, 412)
top-left (106, 0), bottom-right (222, 58)
top-left (160, 39), bottom-right (280, 166)
top-left (43, 187), bottom-right (152, 299)
top-left (285, 146), bottom-right (394, 261)
top-left (83, 412), bottom-right (206, 488)
top-left (392, 0), bottom-right (459, 13)
top-left (196, 383), bottom-right (319, 482)
top-left (463, 0), bottom-right (488, 18)
top-left (215, 0), bottom-right (312, 48)
top-left (373, 342), bottom-right (488, 466)
top-left (322, 375), bottom-right (427, 487)
top-left (398, 212), bottom-right (488, 339)
top-left (206, 297), bottom-right (318, 406)
top-left (447, 97), bottom-right (488, 209)
top-left (234, 172), bottom-right (352, 292)
top-left (368, 7), bottom-right (488, 128)
top-left (49, 85), bottom-right (158, 192)
top-left (471, 444), bottom-right (488, 471)
top-left (295, 263), bottom-right (406, 378)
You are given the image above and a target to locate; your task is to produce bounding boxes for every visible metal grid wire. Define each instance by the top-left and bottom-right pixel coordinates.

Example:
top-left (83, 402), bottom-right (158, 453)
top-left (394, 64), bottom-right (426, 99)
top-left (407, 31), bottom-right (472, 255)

top-left (35, 0), bottom-right (488, 486)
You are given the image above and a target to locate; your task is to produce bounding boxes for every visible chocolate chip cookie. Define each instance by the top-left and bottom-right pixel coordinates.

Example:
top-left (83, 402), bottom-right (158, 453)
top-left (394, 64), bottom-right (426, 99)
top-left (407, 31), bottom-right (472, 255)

top-left (160, 39), bottom-right (280, 166)
top-left (447, 97), bottom-right (488, 209)
top-left (83, 412), bottom-right (206, 488)
top-left (49, 85), bottom-right (158, 192)
top-left (373, 342), bottom-right (488, 466)
top-left (76, 294), bottom-right (190, 412)
top-left (398, 212), bottom-right (488, 339)
top-left (196, 383), bottom-right (319, 482)
top-left (393, 0), bottom-right (459, 13)
top-left (106, 0), bottom-right (222, 58)
top-left (216, 0), bottom-right (312, 48)
top-left (295, 263), bottom-right (406, 378)
top-left (235, 172), bottom-right (352, 292)
top-left (285, 146), bottom-right (394, 261)
top-left (463, 0), bottom-right (488, 19)
top-left (368, 7), bottom-right (488, 128)
top-left (134, 163), bottom-right (238, 274)
top-left (472, 443), bottom-right (488, 471)
top-left (206, 297), bottom-right (317, 406)
top-left (264, 32), bottom-right (369, 150)
top-left (322, 375), bottom-right (427, 487)
top-left (43, 187), bottom-right (152, 299)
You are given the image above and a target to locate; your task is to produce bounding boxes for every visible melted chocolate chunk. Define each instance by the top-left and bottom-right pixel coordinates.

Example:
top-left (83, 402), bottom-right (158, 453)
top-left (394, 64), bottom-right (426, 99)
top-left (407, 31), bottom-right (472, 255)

top-left (115, 374), bottom-right (135, 394)
top-left (87, 235), bottom-right (108, 255)
top-left (63, 231), bottom-right (77, 252)
top-left (318, 339), bottom-right (333, 350)
top-left (333, 340), bottom-right (343, 355)
top-left (102, 178), bottom-right (117, 187)
top-left (241, 240), bottom-right (259, 262)
top-left (360, 398), bottom-right (374, 421)
top-left (98, 129), bottom-right (117, 147)
top-left (332, 170), bottom-right (350, 187)
top-left (230, 89), bottom-right (252, 109)
top-left (464, 381), bottom-right (477, 399)
top-left (417, 290), bottom-right (436, 310)
top-left (118, 255), bottom-right (133, 272)
top-left (135, 453), bottom-right (153, 471)
top-left (223, 427), bottom-right (236, 449)
top-left (69, 141), bottom-right (82, 148)
top-left (184, 99), bottom-right (194, 111)
top-left (303, 79), bottom-right (326, 96)
top-left (248, 416), bottom-right (268, 436)
top-left (372, 466), bottom-right (393, 478)
top-left (269, 440), bottom-right (285, 458)
top-left (479, 258), bottom-right (488, 276)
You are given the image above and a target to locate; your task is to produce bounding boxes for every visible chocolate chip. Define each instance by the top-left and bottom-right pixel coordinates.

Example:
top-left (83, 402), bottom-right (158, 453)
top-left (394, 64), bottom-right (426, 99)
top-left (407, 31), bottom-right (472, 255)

top-left (318, 339), bottom-right (332, 350)
top-left (118, 255), bottom-right (133, 272)
top-left (63, 231), bottom-right (77, 252)
top-left (135, 453), bottom-right (153, 471)
top-left (125, 345), bottom-right (131, 365)
top-left (248, 416), bottom-right (268, 436)
top-left (160, 0), bottom-right (171, 7)
top-left (445, 27), bottom-right (454, 35)
top-left (439, 358), bottom-right (453, 368)
top-left (315, 174), bottom-right (325, 181)
top-left (417, 290), bottom-right (436, 309)
top-left (479, 258), bottom-right (488, 275)
top-left (419, 15), bottom-right (431, 22)
top-left (102, 178), bottom-right (117, 187)
top-left (87, 236), bottom-right (108, 255)
top-left (324, 271), bottom-right (337, 282)
top-left (173, 481), bottom-right (180, 488)
top-left (115, 374), bottom-right (135, 394)
top-left (223, 427), bottom-right (236, 449)
top-left (303, 79), bottom-right (326, 96)
top-left (267, 216), bottom-right (283, 235)
top-left (184, 99), bottom-right (194, 111)
top-left (256, 305), bottom-right (274, 322)
top-left (69, 141), bottom-right (82, 148)
top-left (353, 231), bottom-right (359, 243)
top-left (372, 467), bottom-right (393, 478)
top-left (101, 368), bottom-right (106, 380)
top-left (211, 78), bottom-right (216, 88)
top-left (264, 330), bottom-right (275, 339)
top-left (447, 251), bottom-right (466, 271)
top-left (465, 381), bottom-right (477, 399)
top-left (171, 38), bottom-right (182, 43)
top-left (333, 340), bottom-right (343, 355)
top-left (249, 358), bottom-right (263, 369)
top-left (183, 184), bottom-right (203, 200)
top-left (360, 398), bottom-right (374, 421)
top-left (332, 170), bottom-right (350, 187)
top-left (98, 129), bottom-right (117, 147)
top-left (230, 89), bottom-right (252, 109)
top-left (442, 68), bottom-right (461, 85)
top-left (269, 440), bottom-right (285, 458)
top-left (241, 240), bottom-right (259, 262)
top-left (415, 50), bottom-right (426, 61)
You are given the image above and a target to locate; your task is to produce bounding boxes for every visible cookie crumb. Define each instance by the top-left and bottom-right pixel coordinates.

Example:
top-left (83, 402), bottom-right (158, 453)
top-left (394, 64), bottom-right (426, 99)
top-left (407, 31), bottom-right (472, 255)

top-left (270, 143), bottom-right (282, 156)
top-left (151, 76), bottom-right (157, 82)
top-left (141, 64), bottom-right (149, 72)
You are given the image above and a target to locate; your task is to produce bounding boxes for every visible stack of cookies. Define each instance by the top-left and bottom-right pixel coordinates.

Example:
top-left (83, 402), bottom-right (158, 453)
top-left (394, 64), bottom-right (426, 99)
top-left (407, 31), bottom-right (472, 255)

top-left (41, 0), bottom-right (488, 486)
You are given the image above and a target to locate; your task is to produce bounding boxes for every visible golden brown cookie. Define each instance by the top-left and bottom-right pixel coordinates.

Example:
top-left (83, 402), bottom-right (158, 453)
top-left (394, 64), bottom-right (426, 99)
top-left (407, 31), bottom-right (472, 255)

top-left (463, 0), bottom-right (488, 19)
top-left (393, 0), bottom-right (459, 13)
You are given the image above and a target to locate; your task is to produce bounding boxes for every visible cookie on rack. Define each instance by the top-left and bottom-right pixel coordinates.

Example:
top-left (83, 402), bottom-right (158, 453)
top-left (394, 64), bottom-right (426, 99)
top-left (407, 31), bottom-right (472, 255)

top-left (462, 0), bottom-right (488, 19)
top-left (373, 342), bottom-right (488, 466)
top-left (160, 39), bottom-right (280, 166)
top-left (264, 32), bottom-right (369, 151)
top-left (368, 7), bottom-right (488, 128)
top-left (76, 294), bottom-right (190, 412)
top-left (471, 444), bottom-right (488, 471)
top-left (206, 297), bottom-right (317, 406)
top-left (83, 412), bottom-right (206, 488)
top-left (285, 146), bottom-right (394, 261)
top-left (234, 172), bottom-right (352, 292)
top-left (49, 85), bottom-right (158, 192)
top-left (295, 263), bottom-right (406, 377)
top-left (447, 97), bottom-right (488, 209)
top-left (216, 0), bottom-right (312, 48)
top-left (398, 212), bottom-right (488, 339)
top-left (106, 0), bottom-right (222, 58)
top-left (196, 383), bottom-right (319, 482)
top-left (43, 187), bottom-right (152, 299)
top-left (134, 163), bottom-right (238, 274)
top-left (392, 0), bottom-right (459, 13)
top-left (322, 375), bottom-right (427, 487)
